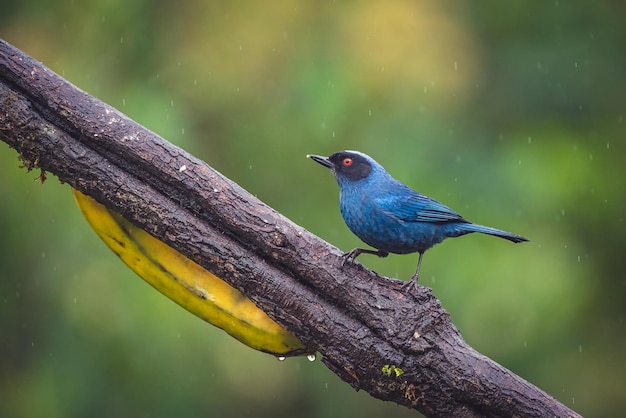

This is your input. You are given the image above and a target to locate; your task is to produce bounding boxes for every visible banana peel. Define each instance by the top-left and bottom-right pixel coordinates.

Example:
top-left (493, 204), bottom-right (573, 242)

top-left (72, 189), bottom-right (309, 357)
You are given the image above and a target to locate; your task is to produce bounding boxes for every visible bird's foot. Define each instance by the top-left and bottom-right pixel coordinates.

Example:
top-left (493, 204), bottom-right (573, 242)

top-left (341, 248), bottom-right (362, 267)
top-left (340, 248), bottom-right (388, 268)
top-left (400, 273), bottom-right (420, 294)
top-left (340, 250), bottom-right (358, 269)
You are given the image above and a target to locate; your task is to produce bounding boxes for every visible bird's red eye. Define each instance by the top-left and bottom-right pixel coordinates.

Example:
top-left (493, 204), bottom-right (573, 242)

top-left (343, 158), bottom-right (353, 167)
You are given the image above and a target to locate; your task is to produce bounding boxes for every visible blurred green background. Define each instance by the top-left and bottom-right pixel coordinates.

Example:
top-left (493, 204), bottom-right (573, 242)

top-left (1, 1), bottom-right (625, 417)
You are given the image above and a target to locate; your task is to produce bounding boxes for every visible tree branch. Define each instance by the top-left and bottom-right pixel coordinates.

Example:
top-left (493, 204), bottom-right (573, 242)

top-left (0, 39), bottom-right (580, 417)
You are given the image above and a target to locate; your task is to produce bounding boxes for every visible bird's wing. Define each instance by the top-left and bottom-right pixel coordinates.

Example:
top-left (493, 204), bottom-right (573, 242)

top-left (380, 190), bottom-right (467, 223)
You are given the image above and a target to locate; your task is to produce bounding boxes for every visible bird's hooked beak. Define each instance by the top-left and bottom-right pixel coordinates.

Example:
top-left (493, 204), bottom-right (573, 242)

top-left (307, 154), bottom-right (333, 169)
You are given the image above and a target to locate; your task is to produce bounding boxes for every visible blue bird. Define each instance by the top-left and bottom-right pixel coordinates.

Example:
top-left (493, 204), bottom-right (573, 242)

top-left (308, 150), bottom-right (529, 289)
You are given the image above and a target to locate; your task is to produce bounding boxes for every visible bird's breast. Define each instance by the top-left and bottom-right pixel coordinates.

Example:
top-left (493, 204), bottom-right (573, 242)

top-left (339, 191), bottom-right (444, 254)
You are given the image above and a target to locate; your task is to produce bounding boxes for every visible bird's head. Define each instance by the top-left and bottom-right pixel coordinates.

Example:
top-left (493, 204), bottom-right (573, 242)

top-left (307, 151), bottom-right (386, 186)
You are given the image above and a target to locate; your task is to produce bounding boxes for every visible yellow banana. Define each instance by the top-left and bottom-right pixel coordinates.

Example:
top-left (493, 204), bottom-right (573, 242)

top-left (72, 189), bottom-right (309, 357)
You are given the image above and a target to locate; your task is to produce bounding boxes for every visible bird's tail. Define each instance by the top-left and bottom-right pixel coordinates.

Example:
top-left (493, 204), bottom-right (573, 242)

top-left (461, 223), bottom-right (529, 243)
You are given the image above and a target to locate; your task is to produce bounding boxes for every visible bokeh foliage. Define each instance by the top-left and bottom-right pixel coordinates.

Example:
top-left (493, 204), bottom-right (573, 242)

top-left (1, 1), bottom-right (625, 417)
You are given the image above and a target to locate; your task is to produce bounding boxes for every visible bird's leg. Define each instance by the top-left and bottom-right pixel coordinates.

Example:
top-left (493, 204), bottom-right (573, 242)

top-left (341, 248), bottom-right (388, 267)
top-left (401, 252), bottom-right (424, 292)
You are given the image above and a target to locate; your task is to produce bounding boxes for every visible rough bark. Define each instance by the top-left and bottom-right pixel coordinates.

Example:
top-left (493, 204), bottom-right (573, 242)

top-left (0, 39), bottom-right (580, 417)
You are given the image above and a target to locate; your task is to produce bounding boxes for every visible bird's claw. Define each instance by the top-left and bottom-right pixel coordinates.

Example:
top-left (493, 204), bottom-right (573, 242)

top-left (340, 249), bottom-right (360, 268)
top-left (400, 274), bottom-right (419, 294)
